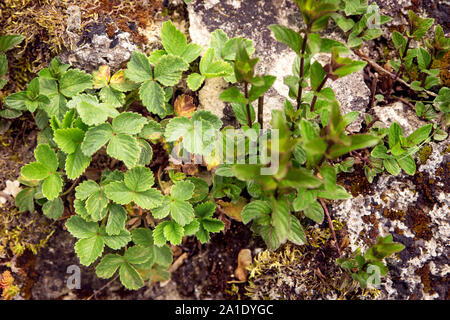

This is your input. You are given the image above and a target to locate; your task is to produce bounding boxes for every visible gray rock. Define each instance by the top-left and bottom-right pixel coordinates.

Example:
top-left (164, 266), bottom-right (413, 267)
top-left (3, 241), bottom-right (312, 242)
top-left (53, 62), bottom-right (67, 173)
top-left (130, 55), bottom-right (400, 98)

top-left (331, 141), bottom-right (449, 299)
top-left (188, 0), bottom-right (370, 129)
top-left (372, 101), bottom-right (427, 136)
top-left (60, 32), bottom-right (137, 72)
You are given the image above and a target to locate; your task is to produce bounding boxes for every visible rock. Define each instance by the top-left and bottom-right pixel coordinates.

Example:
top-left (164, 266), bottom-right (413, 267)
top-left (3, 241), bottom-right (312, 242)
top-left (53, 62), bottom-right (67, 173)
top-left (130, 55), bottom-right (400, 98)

top-left (331, 141), bottom-right (449, 299)
top-left (198, 77), bottom-right (228, 119)
top-left (60, 32), bottom-right (137, 72)
top-left (372, 101), bottom-right (427, 136)
top-left (188, 0), bottom-right (370, 128)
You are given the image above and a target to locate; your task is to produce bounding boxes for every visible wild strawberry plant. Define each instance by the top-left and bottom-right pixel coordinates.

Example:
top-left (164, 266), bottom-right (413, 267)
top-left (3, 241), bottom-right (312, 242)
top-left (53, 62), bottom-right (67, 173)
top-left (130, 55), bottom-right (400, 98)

top-left (2, 0), bottom-right (448, 292)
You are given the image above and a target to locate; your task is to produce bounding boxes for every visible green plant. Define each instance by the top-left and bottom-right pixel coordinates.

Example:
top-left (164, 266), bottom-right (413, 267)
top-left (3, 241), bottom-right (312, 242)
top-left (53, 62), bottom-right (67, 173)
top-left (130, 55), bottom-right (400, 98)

top-left (337, 234), bottom-right (405, 288)
top-left (366, 122), bottom-right (432, 181)
top-left (9, 0), bottom-right (443, 292)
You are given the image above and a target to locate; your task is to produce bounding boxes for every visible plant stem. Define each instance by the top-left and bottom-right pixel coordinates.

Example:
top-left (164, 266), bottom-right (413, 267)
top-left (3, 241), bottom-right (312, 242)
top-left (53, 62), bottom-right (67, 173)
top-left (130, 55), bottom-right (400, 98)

top-left (319, 198), bottom-right (342, 257)
top-left (310, 74), bottom-right (329, 112)
top-left (60, 177), bottom-right (80, 197)
top-left (244, 81), bottom-right (252, 127)
top-left (257, 95), bottom-right (264, 129)
top-left (296, 31), bottom-right (309, 111)
top-left (354, 50), bottom-right (437, 97)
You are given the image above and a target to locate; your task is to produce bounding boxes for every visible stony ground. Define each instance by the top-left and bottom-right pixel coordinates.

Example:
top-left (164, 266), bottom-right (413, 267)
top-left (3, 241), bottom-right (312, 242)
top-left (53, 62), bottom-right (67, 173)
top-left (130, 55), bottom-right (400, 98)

top-left (0, 0), bottom-right (448, 300)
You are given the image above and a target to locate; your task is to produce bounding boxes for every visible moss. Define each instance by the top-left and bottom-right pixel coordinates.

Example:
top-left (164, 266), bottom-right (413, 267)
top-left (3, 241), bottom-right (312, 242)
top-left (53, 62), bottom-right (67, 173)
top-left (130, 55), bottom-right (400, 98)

top-left (405, 206), bottom-right (433, 241)
top-left (382, 208), bottom-right (406, 221)
top-left (245, 224), bottom-right (379, 300)
top-left (432, 51), bottom-right (450, 87)
top-left (418, 144), bottom-right (433, 164)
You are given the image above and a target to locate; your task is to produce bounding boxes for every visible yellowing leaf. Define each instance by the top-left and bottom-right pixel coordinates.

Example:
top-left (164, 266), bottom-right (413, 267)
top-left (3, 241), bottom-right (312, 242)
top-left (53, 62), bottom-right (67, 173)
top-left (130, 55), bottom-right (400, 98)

top-left (217, 197), bottom-right (248, 222)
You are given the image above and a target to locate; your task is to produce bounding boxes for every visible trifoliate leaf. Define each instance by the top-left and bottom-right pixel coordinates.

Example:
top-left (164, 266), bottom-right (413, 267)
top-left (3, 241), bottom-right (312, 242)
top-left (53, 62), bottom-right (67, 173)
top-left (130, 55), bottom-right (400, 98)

top-left (112, 112), bottom-right (148, 135)
top-left (151, 196), bottom-right (171, 219)
top-left (125, 51), bottom-right (153, 83)
top-left (154, 54), bottom-right (189, 86)
top-left (59, 69), bottom-right (93, 97)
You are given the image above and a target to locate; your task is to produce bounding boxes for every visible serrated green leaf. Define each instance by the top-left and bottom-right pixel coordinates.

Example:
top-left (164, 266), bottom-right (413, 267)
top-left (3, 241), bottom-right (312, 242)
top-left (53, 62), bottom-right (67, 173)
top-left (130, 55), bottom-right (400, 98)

top-left (67, 94), bottom-right (119, 126)
top-left (112, 112), bottom-right (148, 135)
top-left (171, 181), bottom-right (194, 201)
top-left (66, 215), bottom-right (98, 238)
top-left (161, 20), bottom-right (187, 57)
top-left (99, 86), bottom-right (125, 108)
top-left (125, 51), bottom-right (153, 83)
top-left (119, 262), bottom-right (144, 290)
top-left (181, 43), bottom-right (203, 64)
top-left (65, 145), bottom-right (91, 179)
top-left (131, 228), bottom-right (154, 247)
top-left (75, 236), bottom-right (104, 266)
top-left (42, 197), bottom-right (64, 220)
top-left (171, 199), bottom-right (195, 226)
top-left (81, 123), bottom-right (114, 156)
top-left (59, 69), bottom-right (93, 97)
top-left (42, 173), bottom-right (63, 200)
top-left (201, 218), bottom-right (224, 233)
top-left (304, 201), bottom-right (324, 223)
top-left (241, 200), bottom-right (271, 224)
top-left (96, 254), bottom-right (124, 279)
top-left (124, 166), bottom-right (155, 192)
top-left (123, 245), bottom-right (153, 265)
top-left (15, 188), bottom-right (36, 212)
top-left (139, 80), bottom-right (166, 117)
top-left (163, 221), bottom-right (184, 245)
top-left (0, 34), bottom-right (24, 52)
top-left (102, 228), bottom-right (131, 250)
top-left (107, 134), bottom-right (139, 168)
top-left (153, 221), bottom-right (169, 247)
top-left (183, 219), bottom-right (200, 236)
top-left (154, 55), bottom-right (189, 86)
top-left (104, 181), bottom-right (135, 204)
top-left (288, 216), bottom-right (307, 245)
top-left (54, 128), bottom-right (85, 154)
top-left (134, 188), bottom-right (164, 210)
top-left (186, 73), bottom-right (205, 91)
